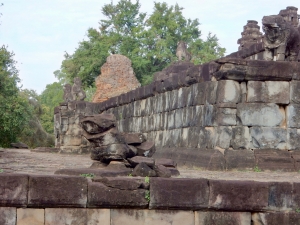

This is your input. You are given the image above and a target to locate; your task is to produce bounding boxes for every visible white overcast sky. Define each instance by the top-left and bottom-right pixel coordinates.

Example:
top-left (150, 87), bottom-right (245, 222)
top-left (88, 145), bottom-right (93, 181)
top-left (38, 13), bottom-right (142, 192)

top-left (0, 0), bottom-right (299, 93)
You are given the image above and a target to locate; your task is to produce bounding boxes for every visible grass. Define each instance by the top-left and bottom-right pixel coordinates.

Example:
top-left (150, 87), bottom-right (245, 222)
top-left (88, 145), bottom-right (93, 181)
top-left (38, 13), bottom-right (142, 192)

top-left (0, 169), bottom-right (3, 173)
top-left (253, 166), bottom-right (262, 172)
top-left (296, 208), bottom-right (300, 213)
top-left (80, 173), bottom-right (94, 178)
top-left (145, 190), bottom-right (150, 202)
top-left (144, 176), bottom-right (150, 184)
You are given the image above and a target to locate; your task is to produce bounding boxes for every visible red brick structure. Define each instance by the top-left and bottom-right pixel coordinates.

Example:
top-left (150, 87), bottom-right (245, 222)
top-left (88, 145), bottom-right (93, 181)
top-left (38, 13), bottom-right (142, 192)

top-left (92, 54), bottom-right (141, 103)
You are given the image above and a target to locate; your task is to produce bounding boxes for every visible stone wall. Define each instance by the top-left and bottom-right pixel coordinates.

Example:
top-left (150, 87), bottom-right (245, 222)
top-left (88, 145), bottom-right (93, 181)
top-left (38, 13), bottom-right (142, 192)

top-left (55, 59), bottom-right (300, 155)
top-left (2, 174), bottom-right (300, 224)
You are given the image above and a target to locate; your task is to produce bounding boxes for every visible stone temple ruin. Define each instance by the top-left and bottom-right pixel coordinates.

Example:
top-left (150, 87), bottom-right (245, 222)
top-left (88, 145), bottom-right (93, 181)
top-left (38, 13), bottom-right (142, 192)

top-left (3, 6), bottom-right (300, 225)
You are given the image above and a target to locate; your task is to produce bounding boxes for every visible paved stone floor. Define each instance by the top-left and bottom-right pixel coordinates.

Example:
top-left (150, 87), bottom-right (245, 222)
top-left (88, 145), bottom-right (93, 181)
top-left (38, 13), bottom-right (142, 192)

top-left (1, 148), bottom-right (300, 182)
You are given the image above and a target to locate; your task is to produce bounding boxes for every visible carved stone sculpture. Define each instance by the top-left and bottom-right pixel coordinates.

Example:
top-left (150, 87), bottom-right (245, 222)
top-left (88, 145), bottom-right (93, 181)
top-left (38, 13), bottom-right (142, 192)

top-left (176, 41), bottom-right (191, 61)
top-left (262, 15), bottom-right (300, 61)
top-left (63, 84), bottom-right (73, 102)
top-left (71, 77), bottom-right (86, 101)
top-left (237, 20), bottom-right (263, 50)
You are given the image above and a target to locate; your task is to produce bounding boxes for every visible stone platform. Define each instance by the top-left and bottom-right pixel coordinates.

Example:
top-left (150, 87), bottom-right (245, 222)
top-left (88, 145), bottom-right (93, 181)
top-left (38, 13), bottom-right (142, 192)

top-left (1, 148), bottom-right (300, 224)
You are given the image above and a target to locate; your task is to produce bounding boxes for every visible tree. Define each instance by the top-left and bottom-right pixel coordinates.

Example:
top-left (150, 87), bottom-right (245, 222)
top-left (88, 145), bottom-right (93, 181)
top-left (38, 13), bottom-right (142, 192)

top-left (39, 82), bottom-right (64, 134)
top-left (58, 0), bottom-right (226, 89)
top-left (0, 46), bottom-right (32, 147)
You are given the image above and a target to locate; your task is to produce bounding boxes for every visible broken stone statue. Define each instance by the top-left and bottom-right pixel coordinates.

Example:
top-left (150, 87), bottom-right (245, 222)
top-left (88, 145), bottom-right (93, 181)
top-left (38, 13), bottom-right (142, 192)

top-left (55, 113), bottom-right (179, 178)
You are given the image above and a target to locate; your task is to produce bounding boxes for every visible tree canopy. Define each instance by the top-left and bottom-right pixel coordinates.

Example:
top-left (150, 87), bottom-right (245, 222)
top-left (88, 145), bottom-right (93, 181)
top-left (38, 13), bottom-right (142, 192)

top-left (57, 0), bottom-right (225, 88)
top-left (0, 46), bottom-right (32, 147)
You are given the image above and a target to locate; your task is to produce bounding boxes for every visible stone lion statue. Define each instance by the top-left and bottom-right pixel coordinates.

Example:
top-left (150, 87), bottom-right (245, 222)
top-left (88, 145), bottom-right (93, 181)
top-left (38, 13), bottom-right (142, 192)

top-left (176, 41), bottom-right (191, 61)
top-left (262, 15), bottom-right (300, 61)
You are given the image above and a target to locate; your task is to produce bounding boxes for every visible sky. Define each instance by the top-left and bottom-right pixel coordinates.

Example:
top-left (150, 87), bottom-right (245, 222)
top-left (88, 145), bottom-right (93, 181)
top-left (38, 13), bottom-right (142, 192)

top-left (0, 0), bottom-right (299, 93)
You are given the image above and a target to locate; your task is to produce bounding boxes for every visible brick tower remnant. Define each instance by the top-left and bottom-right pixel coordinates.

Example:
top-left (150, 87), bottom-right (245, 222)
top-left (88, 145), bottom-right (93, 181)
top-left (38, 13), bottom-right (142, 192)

top-left (237, 20), bottom-right (263, 51)
top-left (92, 54), bottom-right (141, 103)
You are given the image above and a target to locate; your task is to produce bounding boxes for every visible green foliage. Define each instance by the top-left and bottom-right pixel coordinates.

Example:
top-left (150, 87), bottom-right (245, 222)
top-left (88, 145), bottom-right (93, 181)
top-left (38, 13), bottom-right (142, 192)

top-left (39, 82), bottom-right (64, 134)
top-left (0, 169), bottom-right (3, 173)
top-left (0, 46), bottom-right (32, 147)
top-left (253, 166), bottom-right (262, 172)
top-left (17, 89), bottom-right (54, 148)
top-left (145, 190), bottom-right (150, 202)
top-left (58, 0), bottom-right (225, 88)
top-left (296, 208), bottom-right (300, 213)
top-left (144, 176), bottom-right (150, 184)
top-left (80, 173), bottom-right (95, 178)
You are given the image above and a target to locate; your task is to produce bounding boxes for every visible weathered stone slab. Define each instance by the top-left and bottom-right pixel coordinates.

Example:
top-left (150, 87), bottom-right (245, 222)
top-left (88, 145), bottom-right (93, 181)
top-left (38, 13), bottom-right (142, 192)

top-left (215, 126), bottom-right (232, 149)
top-left (287, 129), bottom-right (300, 150)
top-left (247, 81), bottom-right (289, 103)
top-left (0, 207), bottom-right (16, 225)
top-left (254, 149), bottom-right (294, 171)
top-left (217, 80), bottom-right (241, 103)
top-left (121, 133), bottom-right (146, 144)
top-left (216, 107), bottom-right (236, 126)
top-left (246, 60), bottom-right (293, 81)
top-left (150, 178), bottom-right (209, 209)
top-left (87, 209), bottom-right (110, 225)
top-left (205, 81), bottom-right (218, 104)
top-left (290, 81), bottom-right (300, 103)
top-left (203, 105), bottom-right (217, 126)
top-left (292, 182), bottom-right (300, 209)
top-left (88, 181), bottom-right (148, 208)
top-left (111, 209), bottom-right (194, 225)
top-left (267, 182), bottom-right (293, 211)
top-left (251, 127), bottom-right (287, 149)
top-left (62, 135), bottom-right (82, 146)
top-left (0, 174), bottom-right (28, 207)
top-left (252, 212), bottom-right (300, 225)
top-left (231, 126), bottom-right (251, 149)
top-left (195, 211), bottom-right (251, 225)
top-left (132, 162), bottom-right (156, 177)
top-left (92, 177), bottom-right (149, 191)
top-left (237, 103), bottom-right (284, 127)
top-left (28, 175), bottom-right (87, 207)
top-left (287, 104), bottom-right (300, 128)
top-left (45, 208), bottom-right (88, 225)
top-left (225, 150), bottom-right (255, 170)
top-left (209, 180), bottom-right (269, 211)
top-left (191, 82), bottom-right (206, 105)
top-left (293, 152), bottom-right (300, 171)
top-left (17, 208), bottom-right (44, 225)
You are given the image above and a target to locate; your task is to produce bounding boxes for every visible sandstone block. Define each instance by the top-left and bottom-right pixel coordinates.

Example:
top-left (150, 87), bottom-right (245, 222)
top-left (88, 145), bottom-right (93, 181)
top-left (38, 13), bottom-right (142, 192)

top-left (169, 89), bottom-right (178, 110)
top-left (215, 126), bottom-right (232, 149)
top-left (62, 135), bottom-right (82, 146)
top-left (128, 156), bottom-right (154, 167)
top-left (87, 209), bottom-right (110, 225)
top-left (247, 81), bottom-right (289, 103)
top-left (150, 178), bottom-right (209, 209)
top-left (231, 126), bottom-right (251, 149)
top-left (254, 149), bottom-right (294, 171)
top-left (167, 110), bottom-right (175, 129)
top-left (237, 103), bottom-right (284, 127)
top-left (0, 174), bottom-right (28, 207)
top-left (0, 207), bottom-right (16, 225)
top-left (215, 63), bottom-right (247, 81)
top-left (250, 127), bottom-right (287, 149)
top-left (252, 212), bottom-right (300, 225)
top-left (28, 175), bottom-right (87, 207)
top-left (216, 107), bottom-right (236, 126)
top-left (287, 128), bottom-right (300, 150)
top-left (195, 211), bottom-right (251, 225)
top-left (153, 165), bottom-right (171, 178)
top-left (225, 150), bottom-right (255, 170)
top-left (111, 209), bottom-right (194, 225)
top-left (121, 133), bottom-right (146, 144)
top-left (88, 181), bottom-right (148, 208)
top-left (246, 60), bottom-right (293, 81)
top-left (17, 208), bottom-right (44, 225)
top-left (203, 105), bottom-right (217, 126)
top-left (136, 141), bottom-right (156, 157)
top-left (205, 81), bottom-right (218, 104)
top-left (209, 180), bottom-right (269, 210)
top-left (287, 104), bottom-right (300, 128)
top-left (290, 81), bottom-right (300, 103)
top-left (45, 208), bottom-right (87, 225)
top-left (292, 182), bottom-right (300, 209)
top-left (191, 82), bottom-right (206, 105)
top-left (267, 182), bottom-right (293, 210)
top-left (174, 108), bottom-right (183, 128)
top-left (217, 80), bottom-right (241, 103)
top-left (132, 162), bottom-right (156, 177)
top-left (155, 158), bottom-right (177, 168)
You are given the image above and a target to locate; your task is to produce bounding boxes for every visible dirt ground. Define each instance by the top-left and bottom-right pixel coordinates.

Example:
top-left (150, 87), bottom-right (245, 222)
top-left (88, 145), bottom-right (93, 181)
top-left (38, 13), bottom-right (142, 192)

top-left (1, 148), bottom-right (300, 182)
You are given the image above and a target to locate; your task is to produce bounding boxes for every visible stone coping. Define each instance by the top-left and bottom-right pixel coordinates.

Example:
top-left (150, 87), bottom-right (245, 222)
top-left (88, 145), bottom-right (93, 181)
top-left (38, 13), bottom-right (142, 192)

top-left (1, 173), bottom-right (300, 212)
